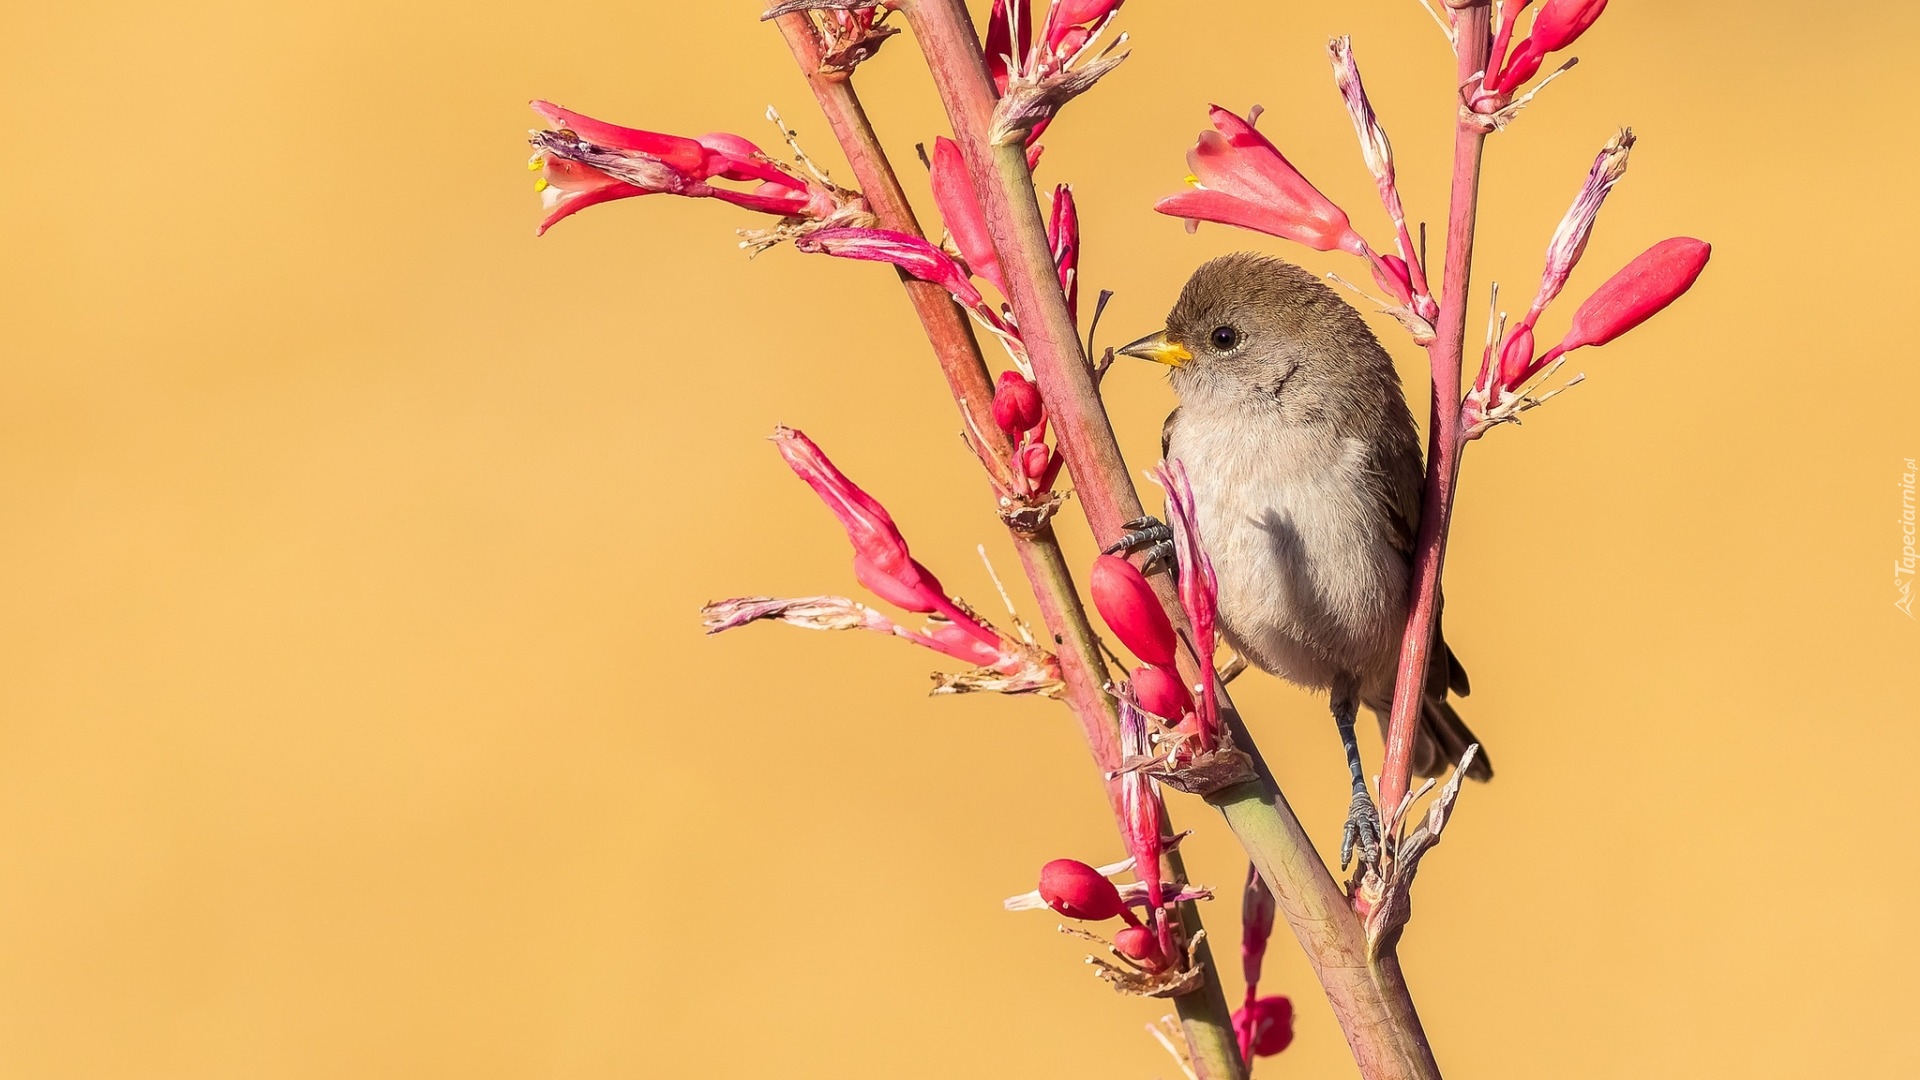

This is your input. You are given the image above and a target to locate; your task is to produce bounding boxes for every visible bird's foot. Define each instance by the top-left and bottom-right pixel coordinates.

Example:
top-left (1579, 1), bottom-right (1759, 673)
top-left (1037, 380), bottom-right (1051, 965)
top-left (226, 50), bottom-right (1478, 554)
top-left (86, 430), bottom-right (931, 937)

top-left (1340, 785), bottom-right (1383, 871)
top-left (1105, 516), bottom-right (1177, 577)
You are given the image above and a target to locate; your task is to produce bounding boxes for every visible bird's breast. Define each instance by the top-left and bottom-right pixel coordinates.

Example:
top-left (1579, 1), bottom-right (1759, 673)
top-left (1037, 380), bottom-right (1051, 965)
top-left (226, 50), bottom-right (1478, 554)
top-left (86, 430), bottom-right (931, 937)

top-left (1165, 413), bottom-right (1408, 688)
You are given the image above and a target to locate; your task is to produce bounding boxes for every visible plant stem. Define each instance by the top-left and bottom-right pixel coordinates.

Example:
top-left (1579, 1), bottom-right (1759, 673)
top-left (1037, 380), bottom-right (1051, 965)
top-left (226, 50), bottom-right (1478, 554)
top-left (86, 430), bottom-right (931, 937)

top-left (1377, 5), bottom-right (1491, 819)
top-left (770, 14), bottom-right (1244, 1078)
top-left (896, 2), bottom-right (1439, 1076)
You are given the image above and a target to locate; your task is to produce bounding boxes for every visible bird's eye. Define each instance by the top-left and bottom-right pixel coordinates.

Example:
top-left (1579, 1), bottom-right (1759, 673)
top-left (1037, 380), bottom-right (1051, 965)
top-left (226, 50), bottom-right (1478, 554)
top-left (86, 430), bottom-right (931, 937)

top-left (1210, 325), bottom-right (1239, 351)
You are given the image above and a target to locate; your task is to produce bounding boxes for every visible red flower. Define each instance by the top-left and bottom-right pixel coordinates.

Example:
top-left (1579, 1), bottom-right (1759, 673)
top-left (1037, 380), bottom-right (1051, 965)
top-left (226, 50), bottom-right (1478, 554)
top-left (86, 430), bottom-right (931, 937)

top-left (1544, 237), bottom-right (1711, 364)
top-left (793, 227), bottom-right (990, 316)
top-left (1233, 995), bottom-right (1296, 1057)
top-left (1049, 184), bottom-right (1080, 321)
top-left (703, 429), bottom-right (1062, 696)
top-left (1156, 106), bottom-right (1366, 256)
top-left (1490, 0), bottom-right (1610, 94)
top-left (526, 101), bottom-right (862, 238)
top-left (929, 137), bottom-right (1007, 296)
top-left (1090, 554), bottom-right (1177, 667)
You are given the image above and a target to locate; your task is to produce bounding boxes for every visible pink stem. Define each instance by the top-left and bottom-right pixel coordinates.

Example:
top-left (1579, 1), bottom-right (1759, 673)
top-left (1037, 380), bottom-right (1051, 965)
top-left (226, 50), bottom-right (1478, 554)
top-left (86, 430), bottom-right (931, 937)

top-left (1377, 6), bottom-right (1491, 823)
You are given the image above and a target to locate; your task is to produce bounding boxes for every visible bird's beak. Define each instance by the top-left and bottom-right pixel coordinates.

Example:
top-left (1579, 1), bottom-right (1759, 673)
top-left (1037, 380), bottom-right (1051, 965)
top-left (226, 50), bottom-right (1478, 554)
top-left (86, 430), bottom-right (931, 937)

top-left (1117, 330), bottom-right (1192, 368)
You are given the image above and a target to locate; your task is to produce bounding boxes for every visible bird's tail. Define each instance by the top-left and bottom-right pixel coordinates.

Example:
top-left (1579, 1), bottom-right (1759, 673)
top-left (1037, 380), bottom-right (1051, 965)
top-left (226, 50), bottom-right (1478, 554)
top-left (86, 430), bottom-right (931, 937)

top-left (1412, 696), bottom-right (1494, 782)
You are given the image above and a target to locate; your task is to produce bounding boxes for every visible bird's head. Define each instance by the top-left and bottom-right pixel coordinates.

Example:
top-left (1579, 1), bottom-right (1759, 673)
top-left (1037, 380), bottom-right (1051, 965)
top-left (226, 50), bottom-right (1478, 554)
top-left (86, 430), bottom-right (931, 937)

top-left (1119, 252), bottom-right (1392, 415)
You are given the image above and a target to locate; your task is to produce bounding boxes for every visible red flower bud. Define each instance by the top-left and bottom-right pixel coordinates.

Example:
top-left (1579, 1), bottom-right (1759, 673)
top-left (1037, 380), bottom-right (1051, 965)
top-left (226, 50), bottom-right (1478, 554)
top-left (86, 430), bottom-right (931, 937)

top-left (1497, 323), bottom-right (1535, 389)
top-left (929, 137), bottom-right (1006, 297)
top-left (1233, 995), bottom-right (1296, 1057)
top-left (1037, 858), bottom-right (1126, 921)
top-left (1114, 925), bottom-right (1170, 972)
top-left (991, 370), bottom-right (1045, 434)
top-left (1019, 443), bottom-right (1054, 481)
top-left (1555, 237), bottom-right (1710, 355)
top-left (1490, 0), bottom-right (1608, 93)
top-left (1090, 554), bottom-right (1178, 667)
top-left (1130, 664), bottom-right (1193, 721)
top-left (1532, 0), bottom-right (1609, 53)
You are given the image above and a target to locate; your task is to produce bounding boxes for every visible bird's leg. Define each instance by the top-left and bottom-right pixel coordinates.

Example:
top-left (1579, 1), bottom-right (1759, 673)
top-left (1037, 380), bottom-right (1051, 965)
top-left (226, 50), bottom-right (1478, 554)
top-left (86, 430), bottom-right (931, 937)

top-left (1332, 675), bottom-right (1382, 870)
top-left (1105, 516), bottom-right (1177, 577)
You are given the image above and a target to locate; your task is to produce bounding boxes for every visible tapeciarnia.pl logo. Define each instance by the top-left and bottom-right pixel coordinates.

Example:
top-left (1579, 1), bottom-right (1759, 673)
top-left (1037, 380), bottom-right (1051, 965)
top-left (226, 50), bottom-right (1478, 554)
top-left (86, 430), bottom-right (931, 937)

top-left (1899, 458), bottom-right (1917, 618)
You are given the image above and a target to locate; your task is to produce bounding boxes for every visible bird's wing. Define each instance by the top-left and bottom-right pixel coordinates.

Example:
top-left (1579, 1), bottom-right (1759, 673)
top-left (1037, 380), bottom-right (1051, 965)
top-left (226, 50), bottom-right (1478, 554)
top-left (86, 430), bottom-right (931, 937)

top-left (1370, 426), bottom-right (1424, 563)
top-left (1160, 406), bottom-right (1181, 461)
top-left (1367, 418), bottom-right (1471, 699)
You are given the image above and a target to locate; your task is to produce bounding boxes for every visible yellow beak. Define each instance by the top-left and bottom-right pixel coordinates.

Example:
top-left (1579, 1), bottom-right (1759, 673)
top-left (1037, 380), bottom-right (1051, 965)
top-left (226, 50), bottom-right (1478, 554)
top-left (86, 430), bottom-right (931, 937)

top-left (1118, 330), bottom-right (1192, 368)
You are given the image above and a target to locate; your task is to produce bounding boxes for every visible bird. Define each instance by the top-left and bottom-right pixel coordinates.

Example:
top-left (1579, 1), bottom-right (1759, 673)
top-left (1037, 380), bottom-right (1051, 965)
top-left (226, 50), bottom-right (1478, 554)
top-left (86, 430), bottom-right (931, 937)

top-left (1113, 251), bottom-right (1491, 867)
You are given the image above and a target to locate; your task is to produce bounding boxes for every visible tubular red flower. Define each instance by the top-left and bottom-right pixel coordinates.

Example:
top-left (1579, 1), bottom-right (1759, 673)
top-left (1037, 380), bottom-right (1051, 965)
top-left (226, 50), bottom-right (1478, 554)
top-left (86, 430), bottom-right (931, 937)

top-left (1156, 461), bottom-right (1218, 743)
top-left (771, 427), bottom-right (999, 646)
top-left (1090, 554), bottom-right (1178, 667)
top-left (1490, 0), bottom-right (1609, 94)
top-left (1537, 237), bottom-right (1711, 372)
top-left (527, 101), bottom-right (851, 237)
top-left (929, 137), bottom-right (1006, 295)
top-left (1118, 700), bottom-right (1165, 914)
top-left (793, 227), bottom-right (990, 316)
top-left (1037, 858), bottom-right (1129, 921)
top-left (1130, 664), bottom-right (1193, 722)
top-left (991, 370), bottom-right (1045, 434)
top-left (1240, 864), bottom-right (1276, 989)
top-left (1233, 995), bottom-right (1296, 1057)
top-left (1048, 184), bottom-right (1079, 321)
top-left (1155, 106), bottom-right (1366, 256)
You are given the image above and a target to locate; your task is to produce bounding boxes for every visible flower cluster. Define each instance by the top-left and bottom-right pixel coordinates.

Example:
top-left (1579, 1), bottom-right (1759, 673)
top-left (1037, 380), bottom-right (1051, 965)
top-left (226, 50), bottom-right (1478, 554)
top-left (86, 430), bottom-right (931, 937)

top-left (981, 0), bottom-right (1131, 147)
top-left (525, 101), bottom-right (870, 245)
top-left (1461, 0), bottom-right (1610, 127)
top-left (700, 428), bottom-right (1061, 695)
top-left (1004, 841), bottom-right (1211, 996)
top-left (1465, 130), bottom-right (1711, 432)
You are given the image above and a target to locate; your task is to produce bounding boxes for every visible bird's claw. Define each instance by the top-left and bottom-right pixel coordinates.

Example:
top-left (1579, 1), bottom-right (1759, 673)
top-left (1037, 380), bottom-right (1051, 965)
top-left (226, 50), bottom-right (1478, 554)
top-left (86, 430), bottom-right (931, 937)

top-left (1106, 516), bottom-right (1178, 577)
top-left (1340, 786), bottom-right (1383, 871)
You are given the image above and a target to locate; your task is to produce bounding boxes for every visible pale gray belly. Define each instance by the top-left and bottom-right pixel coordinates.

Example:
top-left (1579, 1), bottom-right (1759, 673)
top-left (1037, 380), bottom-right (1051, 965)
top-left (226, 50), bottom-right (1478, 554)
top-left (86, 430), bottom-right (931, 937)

top-left (1167, 423), bottom-right (1408, 692)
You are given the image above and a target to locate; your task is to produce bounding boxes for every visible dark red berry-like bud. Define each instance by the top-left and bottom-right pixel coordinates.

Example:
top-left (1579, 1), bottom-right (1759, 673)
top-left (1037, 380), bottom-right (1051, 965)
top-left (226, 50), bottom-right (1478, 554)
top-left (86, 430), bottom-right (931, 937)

top-left (1037, 858), bottom-right (1125, 921)
top-left (1090, 554), bottom-right (1178, 667)
top-left (1131, 664), bottom-right (1193, 721)
top-left (991, 370), bottom-right (1045, 434)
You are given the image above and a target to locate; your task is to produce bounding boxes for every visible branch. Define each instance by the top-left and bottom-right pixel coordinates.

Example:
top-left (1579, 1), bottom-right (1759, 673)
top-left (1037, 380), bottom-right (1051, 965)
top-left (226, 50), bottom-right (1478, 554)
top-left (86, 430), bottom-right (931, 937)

top-left (1377, 6), bottom-right (1491, 821)
top-left (769, 12), bottom-right (1244, 1077)
top-left (896, 2), bottom-right (1438, 1076)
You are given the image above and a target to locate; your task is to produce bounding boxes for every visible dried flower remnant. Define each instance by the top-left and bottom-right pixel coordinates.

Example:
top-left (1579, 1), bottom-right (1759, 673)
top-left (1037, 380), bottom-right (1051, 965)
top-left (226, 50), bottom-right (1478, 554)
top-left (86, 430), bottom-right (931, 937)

top-left (700, 429), bottom-right (1060, 695)
top-left (982, 0), bottom-right (1132, 146)
top-left (526, 101), bottom-right (870, 245)
top-left (1329, 36), bottom-right (1438, 328)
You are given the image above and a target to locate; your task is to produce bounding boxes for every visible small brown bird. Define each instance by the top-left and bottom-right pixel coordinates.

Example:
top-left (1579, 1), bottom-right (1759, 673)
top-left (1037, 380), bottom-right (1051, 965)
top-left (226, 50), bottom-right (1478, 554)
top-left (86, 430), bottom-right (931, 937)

top-left (1115, 252), bottom-right (1491, 866)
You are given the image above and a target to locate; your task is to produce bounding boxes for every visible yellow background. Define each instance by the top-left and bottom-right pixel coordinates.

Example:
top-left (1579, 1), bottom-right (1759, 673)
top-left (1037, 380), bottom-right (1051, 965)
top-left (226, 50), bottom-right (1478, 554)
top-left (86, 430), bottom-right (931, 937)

top-left (3, 2), bottom-right (1915, 1076)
